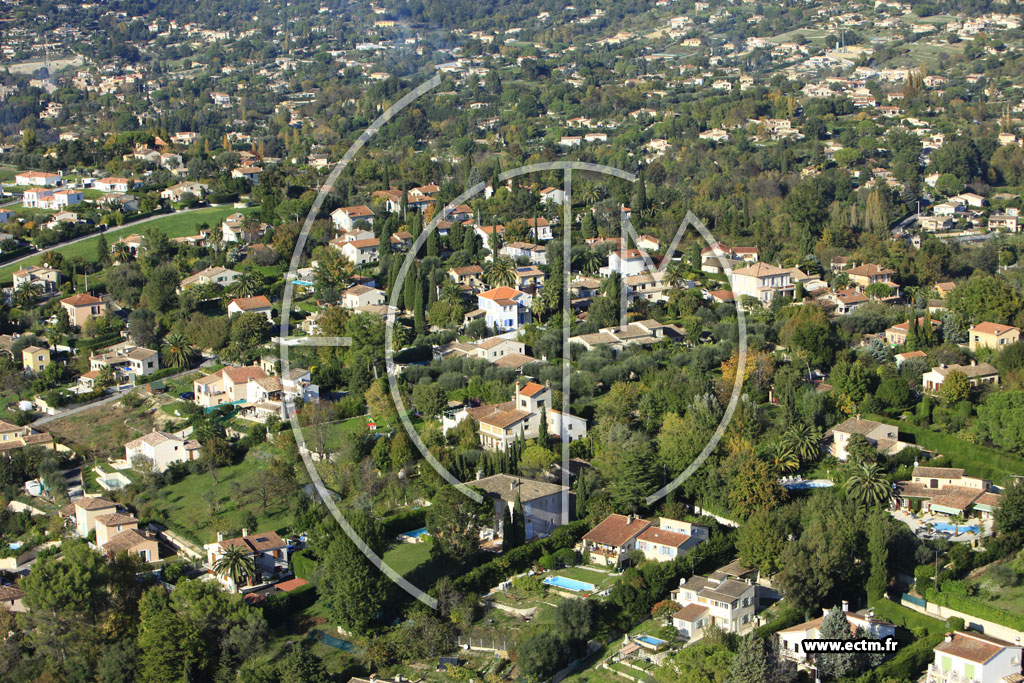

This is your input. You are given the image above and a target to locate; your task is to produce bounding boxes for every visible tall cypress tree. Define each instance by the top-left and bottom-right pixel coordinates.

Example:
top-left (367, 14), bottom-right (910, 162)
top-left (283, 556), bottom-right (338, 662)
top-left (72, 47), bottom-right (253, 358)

top-left (414, 270), bottom-right (427, 336)
top-left (510, 489), bottom-right (526, 548)
top-left (866, 511), bottom-right (890, 601)
top-left (403, 262), bottom-right (417, 311)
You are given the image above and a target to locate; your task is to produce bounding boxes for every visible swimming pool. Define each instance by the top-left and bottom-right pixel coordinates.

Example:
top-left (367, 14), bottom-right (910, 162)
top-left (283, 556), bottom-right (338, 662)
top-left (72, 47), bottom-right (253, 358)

top-left (405, 527), bottom-right (429, 538)
top-left (931, 522), bottom-right (980, 534)
top-left (783, 479), bottom-right (834, 490)
top-left (543, 575), bottom-right (596, 593)
top-left (635, 635), bottom-right (667, 646)
top-left (291, 279), bottom-right (314, 287)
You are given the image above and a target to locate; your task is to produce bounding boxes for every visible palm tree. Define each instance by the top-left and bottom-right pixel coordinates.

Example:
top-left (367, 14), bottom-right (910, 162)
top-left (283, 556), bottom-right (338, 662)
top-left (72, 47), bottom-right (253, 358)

top-left (845, 462), bottom-right (894, 509)
top-left (580, 185), bottom-right (606, 207)
top-left (485, 256), bottom-right (517, 288)
top-left (232, 271), bottom-right (262, 298)
top-left (665, 260), bottom-right (691, 288)
top-left (212, 545), bottom-right (256, 592)
top-left (580, 250), bottom-right (602, 276)
top-left (781, 423), bottom-right (823, 466)
top-left (950, 512), bottom-right (966, 536)
top-left (111, 241), bottom-right (133, 264)
top-left (13, 281), bottom-right (40, 308)
top-left (765, 439), bottom-right (800, 474)
top-left (161, 332), bottom-right (195, 370)
top-left (531, 294), bottom-right (548, 324)
top-left (440, 282), bottom-right (463, 305)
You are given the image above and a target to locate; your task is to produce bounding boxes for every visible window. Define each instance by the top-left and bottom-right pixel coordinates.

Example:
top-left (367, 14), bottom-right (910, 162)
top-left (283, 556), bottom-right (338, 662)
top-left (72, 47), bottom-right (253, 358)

top-left (941, 656), bottom-right (951, 672)
top-left (964, 663), bottom-right (974, 679)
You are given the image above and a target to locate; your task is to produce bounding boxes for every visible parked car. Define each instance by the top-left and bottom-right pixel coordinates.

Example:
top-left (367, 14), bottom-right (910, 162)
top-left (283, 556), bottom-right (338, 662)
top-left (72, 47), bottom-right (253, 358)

top-left (178, 391), bottom-right (194, 400)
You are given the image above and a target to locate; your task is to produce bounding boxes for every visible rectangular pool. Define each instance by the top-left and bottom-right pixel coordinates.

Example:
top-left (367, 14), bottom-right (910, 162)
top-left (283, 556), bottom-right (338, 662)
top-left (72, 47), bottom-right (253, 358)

top-left (636, 635), bottom-right (666, 646)
top-left (404, 527), bottom-right (429, 538)
top-left (931, 522), bottom-right (979, 534)
top-left (543, 575), bottom-right (596, 593)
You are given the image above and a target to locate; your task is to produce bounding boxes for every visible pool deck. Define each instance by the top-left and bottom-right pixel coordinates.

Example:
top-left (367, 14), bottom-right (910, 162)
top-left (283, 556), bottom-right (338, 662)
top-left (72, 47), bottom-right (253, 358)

top-left (890, 509), bottom-right (988, 544)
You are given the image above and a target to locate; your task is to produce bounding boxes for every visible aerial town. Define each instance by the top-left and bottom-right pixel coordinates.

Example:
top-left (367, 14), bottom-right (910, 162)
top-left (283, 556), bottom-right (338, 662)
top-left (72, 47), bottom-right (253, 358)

top-left (3, 0), bottom-right (1024, 681)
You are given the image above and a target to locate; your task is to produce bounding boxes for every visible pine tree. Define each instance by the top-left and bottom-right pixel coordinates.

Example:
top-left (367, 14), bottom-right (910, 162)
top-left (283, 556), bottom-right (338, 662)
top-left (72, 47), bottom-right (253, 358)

top-left (816, 606), bottom-right (856, 680)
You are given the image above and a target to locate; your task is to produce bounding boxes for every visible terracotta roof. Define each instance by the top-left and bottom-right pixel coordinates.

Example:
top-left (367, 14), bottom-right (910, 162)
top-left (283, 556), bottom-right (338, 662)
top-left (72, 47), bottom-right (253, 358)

top-left (95, 513), bottom-right (138, 527)
top-left (847, 263), bottom-right (895, 277)
top-left (935, 631), bottom-right (1019, 664)
top-left (479, 286), bottom-right (525, 301)
top-left (274, 577), bottom-right (308, 592)
top-left (450, 265), bottom-right (484, 276)
top-left (637, 527), bottom-right (690, 548)
top-left (102, 528), bottom-right (155, 554)
top-left (472, 474), bottom-right (566, 503)
top-left (583, 514), bottom-right (651, 547)
top-left (970, 322), bottom-right (1019, 336)
top-left (519, 382), bottom-right (546, 398)
top-left (673, 603), bottom-right (710, 622)
top-left (221, 366), bottom-right (268, 384)
top-left (61, 293), bottom-right (103, 307)
top-left (732, 262), bottom-right (789, 277)
top-left (75, 496), bottom-right (117, 511)
top-left (0, 584), bottom-right (25, 601)
top-left (216, 530), bottom-right (287, 554)
top-left (913, 466), bottom-right (964, 479)
top-left (229, 295), bottom-right (272, 311)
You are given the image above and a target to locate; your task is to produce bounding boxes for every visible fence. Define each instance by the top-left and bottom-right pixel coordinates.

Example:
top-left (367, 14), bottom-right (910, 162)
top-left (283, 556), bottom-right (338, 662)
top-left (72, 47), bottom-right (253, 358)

top-left (457, 636), bottom-right (509, 653)
top-left (899, 593), bottom-right (1024, 644)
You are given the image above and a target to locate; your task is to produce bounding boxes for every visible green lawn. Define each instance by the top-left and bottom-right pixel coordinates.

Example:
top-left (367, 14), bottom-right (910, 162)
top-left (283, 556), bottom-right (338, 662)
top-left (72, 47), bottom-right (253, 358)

top-left (551, 565), bottom-right (620, 592)
top-left (0, 206), bottom-right (252, 284)
top-left (868, 597), bottom-right (945, 636)
top-left (969, 563), bottom-right (1024, 616)
top-left (381, 537), bottom-right (449, 587)
top-left (138, 455), bottom-right (294, 545)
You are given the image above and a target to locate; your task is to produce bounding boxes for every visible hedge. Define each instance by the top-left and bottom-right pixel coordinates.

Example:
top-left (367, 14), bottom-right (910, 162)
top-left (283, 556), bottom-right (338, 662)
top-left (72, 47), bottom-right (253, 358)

top-left (291, 548), bottom-right (317, 581)
top-left (135, 366), bottom-right (183, 385)
top-left (857, 632), bottom-right (944, 683)
top-left (449, 520), bottom-right (590, 596)
top-left (262, 581), bottom-right (317, 621)
top-left (924, 584), bottom-right (1024, 632)
top-left (752, 603), bottom-right (804, 639)
top-left (74, 332), bottom-right (122, 352)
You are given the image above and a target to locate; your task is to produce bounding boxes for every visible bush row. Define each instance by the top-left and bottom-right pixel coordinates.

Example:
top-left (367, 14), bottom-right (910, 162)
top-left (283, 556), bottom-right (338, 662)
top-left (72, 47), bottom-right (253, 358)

top-left (924, 584), bottom-right (1024, 632)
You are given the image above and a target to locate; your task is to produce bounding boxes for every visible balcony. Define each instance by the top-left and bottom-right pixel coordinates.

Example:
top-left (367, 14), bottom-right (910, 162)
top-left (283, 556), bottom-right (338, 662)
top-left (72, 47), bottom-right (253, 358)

top-left (925, 664), bottom-right (978, 683)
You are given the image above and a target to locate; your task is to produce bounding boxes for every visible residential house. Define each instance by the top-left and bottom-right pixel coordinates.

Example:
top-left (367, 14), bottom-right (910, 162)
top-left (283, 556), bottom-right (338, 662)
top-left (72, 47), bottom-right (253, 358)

top-left (539, 187), bottom-right (566, 205)
top-left (14, 170), bottom-right (61, 186)
top-left (830, 289), bottom-right (869, 315)
top-left (952, 192), bottom-right (986, 208)
top-left (921, 216), bottom-right (954, 232)
top-left (60, 293), bottom-right (107, 328)
top-left (922, 362), bottom-right (999, 393)
top-left (221, 213), bottom-right (266, 244)
top-left (989, 214), bottom-right (1019, 232)
top-left (21, 345), bottom-right (50, 373)
top-left (178, 266), bottom-right (240, 292)
top-left (700, 243), bottom-right (759, 273)
top-left (895, 350), bottom-right (928, 367)
top-left (340, 285), bottom-right (386, 309)
top-left (161, 181), bottom-right (209, 202)
top-left (846, 263), bottom-right (897, 288)
top-left (729, 263), bottom-right (794, 303)
top-left (477, 286), bottom-right (532, 332)
top-left (94, 177), bottom-right (135, 193)
top-left (112, 234), bottom-right (144, 258)
top-left (934, 282), bottom-right (956, 299)
top-left (0, 420), bottom-right (55, 453)
top-left (569, 319), bottom-right (686, 353)
top-left (600, 249), bottom-right (649, 277)
top-left (204, 529), bottom-right (290, 592)
top-left (192, 365), bottom-right (268, 408)
top-left (442, 381), bottom-right (586, 451)
top-left (580, 514), bottom-right (653, 568)
top-left (227, 295), bottom-right (273, 320)
top-left (925, 631), bottom-right (1022, 683)
top-left (231, 166), bottom-right (262, 184)
top-left (330, 205), bottom-right (375, 231)
top-left (895, 467), bottom-right (1001, 521)
top-left (100, 526), bottom-right (160, 562)
top-left (514, 266), bottom-right (545, 293)
top-left (778, 603), bottom-right (896, 664)
top-left (64, 495), bottom-right (118, 538)
top-left (826, 415), bottom-right (906, 461)
top-left (90, 341), bottom-right (160, 381)
top-left (12, 265), bottom-right (61, 293)
top-left (434, 337), bottom-right (535, 368)
top-left (124, 429), bottom-right (201, 473)
top-left (670, 571), bottom-right (757, 638)
top-left (501, 241), bottom-right (547, 265)
top-left (472, 474), bottom-right (569, 541)
top-left (636, 519), bottom-right (709, 562)
top-left (969, 322), bottom-right (1020, 352)
top-left (885, 317), bottom-right (941, 346)
top-left (0, 585), bottom-right (26, 613)
top-left (448, 265), bottom-right (485, 291)
top-left (336, 238), bottom-right (379, 266)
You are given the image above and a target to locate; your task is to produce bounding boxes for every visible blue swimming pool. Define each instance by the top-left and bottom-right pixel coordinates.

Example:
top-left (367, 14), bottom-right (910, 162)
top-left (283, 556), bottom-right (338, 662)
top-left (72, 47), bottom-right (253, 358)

top-left (291, 279), bottom-right (314, 287)
top-left (404, 527), bottom-right (430, 538)
top-left (543, 575), bottom-right (596, 593)
top-left (636, 635), bottom-right (667, 646)
top-left (931, 522), bottom-right (980, 534)
top-left (783, 479), bottom-right (834, 490)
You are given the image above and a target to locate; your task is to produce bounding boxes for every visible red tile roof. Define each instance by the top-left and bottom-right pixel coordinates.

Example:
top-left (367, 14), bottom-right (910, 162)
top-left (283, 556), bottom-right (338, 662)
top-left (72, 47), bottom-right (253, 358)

top-left (583, 514), bottom-right (651, 547)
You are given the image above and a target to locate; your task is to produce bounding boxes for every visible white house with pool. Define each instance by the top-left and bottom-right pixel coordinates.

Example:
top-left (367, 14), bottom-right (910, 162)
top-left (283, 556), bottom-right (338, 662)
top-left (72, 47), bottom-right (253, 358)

top-left (670, 570), bottom-right (757, 639)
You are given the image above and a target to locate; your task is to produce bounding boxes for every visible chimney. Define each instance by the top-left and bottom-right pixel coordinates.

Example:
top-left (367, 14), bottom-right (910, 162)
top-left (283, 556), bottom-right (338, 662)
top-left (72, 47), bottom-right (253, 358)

top-left (241, 528), bottom-right (248, 538)
top-left (945, 633), bottom-right (953, 643)
top-left (971, 360), bottom-right (977, 366)
top-left (476, 470), bottom-right (483, 480)
top-left (217, 531), bottom-right (224, 542)
top-left (822, 608), bottom-right (829, 618)
top-left (842, 600), bottom-right (849, 613)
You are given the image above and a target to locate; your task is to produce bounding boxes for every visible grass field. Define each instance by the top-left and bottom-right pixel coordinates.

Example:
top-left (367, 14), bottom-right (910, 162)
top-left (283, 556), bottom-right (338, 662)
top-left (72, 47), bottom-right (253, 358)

top-left (970, 563), bottom-right (1024, 616)
top-left (0, 206), bottom-right (250, 284)
top-left (140, 455), bottom-right (295, 545)
top-left (46, 396), bottom-right (160, 456)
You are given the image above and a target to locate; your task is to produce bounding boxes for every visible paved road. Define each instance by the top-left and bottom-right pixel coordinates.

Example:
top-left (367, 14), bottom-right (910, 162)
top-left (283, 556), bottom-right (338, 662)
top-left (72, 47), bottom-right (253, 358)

top-left (2, 205), bottom-right (228, 273)
top-left (32, 366), bottom-right (202, 427)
